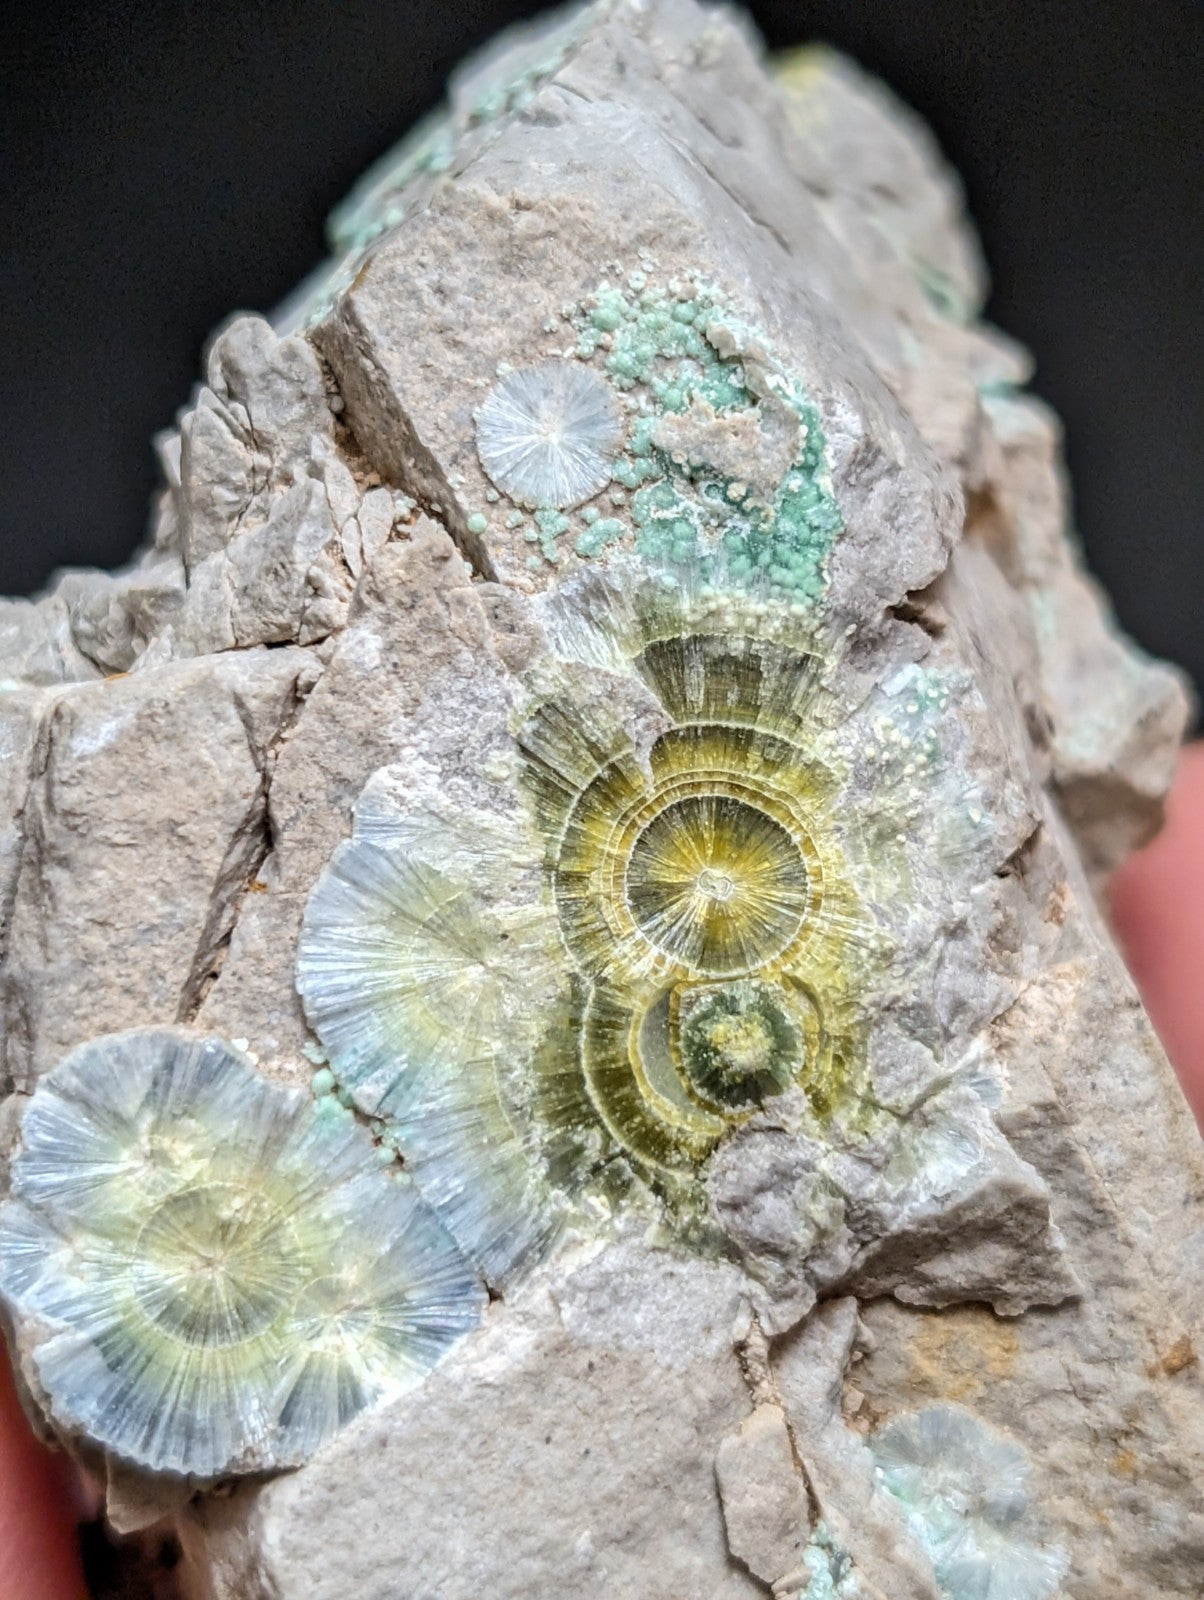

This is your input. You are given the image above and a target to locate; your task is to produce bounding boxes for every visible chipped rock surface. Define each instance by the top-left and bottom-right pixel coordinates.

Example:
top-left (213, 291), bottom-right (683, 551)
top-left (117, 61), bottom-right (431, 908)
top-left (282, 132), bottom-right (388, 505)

top-left (0, 4), bottom-right (1201, 1599)
top-left (715, 1400), bottom-right (812, 1587)
top-left (185, 1241), bottom-right (763, 1600)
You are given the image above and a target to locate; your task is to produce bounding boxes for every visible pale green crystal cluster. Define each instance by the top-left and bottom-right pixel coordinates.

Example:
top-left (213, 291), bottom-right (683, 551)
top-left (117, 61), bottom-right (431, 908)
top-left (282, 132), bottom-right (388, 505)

top-left (464, 268), bottom-right (844, 589)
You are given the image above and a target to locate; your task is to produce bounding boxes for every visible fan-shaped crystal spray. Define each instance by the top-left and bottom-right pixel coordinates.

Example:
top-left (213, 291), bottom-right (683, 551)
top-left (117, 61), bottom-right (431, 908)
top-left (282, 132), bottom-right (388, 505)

top-left (872, 1406), bottom-right (1068, 1600)
top-left (0, 1028), bottom-right (485, 1477)
top-left (299, 572), bottom-right (879, 1288)
top-left (475, 360), bottom-right (625, 509)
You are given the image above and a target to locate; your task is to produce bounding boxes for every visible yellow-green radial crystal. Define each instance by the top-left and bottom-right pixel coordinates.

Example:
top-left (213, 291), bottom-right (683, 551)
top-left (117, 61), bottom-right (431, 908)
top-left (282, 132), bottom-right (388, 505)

top-left (298, 603), bottom-right (878, 1280)
top-left (625, 795), bottom-right (809, 975)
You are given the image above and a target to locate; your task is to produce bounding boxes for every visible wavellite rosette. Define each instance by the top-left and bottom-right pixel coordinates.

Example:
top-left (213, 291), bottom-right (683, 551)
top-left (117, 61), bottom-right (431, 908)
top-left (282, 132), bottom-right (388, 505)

top-left (297, 276), bottom-right (1081, 1328)
top-left (298, 561), bottom-right (906, 1289)
top-left (0, 1029), bottom-right (485, 1476)
top-left (294, 273), bottom-right (909, 1290)
top-left (872, 1406), bottom-right (1068, 1600)
top-left (0, 1), bottom-right (1197, 1588)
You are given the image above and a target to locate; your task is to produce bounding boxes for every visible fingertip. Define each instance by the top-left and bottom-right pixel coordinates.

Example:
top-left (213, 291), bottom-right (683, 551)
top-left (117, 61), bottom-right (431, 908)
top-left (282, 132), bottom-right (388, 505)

top-left (1111, 742), bottom-right (1204, 1125)
top-left (0, 1355), bottom-right (88, 1600)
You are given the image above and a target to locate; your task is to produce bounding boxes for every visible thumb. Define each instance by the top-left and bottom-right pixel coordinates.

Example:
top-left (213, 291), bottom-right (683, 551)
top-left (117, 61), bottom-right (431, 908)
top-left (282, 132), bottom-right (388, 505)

top-left (1111, 742), bottom-right (1204, 1126)
top-left (0, 1355), bottom-right (88, 1600)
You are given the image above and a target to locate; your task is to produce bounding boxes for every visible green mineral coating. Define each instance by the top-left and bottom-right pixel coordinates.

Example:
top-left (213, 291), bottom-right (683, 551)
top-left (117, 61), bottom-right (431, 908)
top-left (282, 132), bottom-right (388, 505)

top-left (470, 87), bottom-right (509, 122)
top-left (311, 1067), bottom-right (336, 1098)
top-left (632, 480), bottom-right (702, 566)
top-left (797, 1522), bottom-right (857, 1600)
top-left (911, 257), bottom-right (972, 323)
top-left (899, 668), bottom-right (953, 719)
top-left (610, 454), bottom-right (661, 490)
top-left (466, 512), bottom-right (489, 535)
top-left (534, 508), bottom-right (569, 563)
top-left (885, 666), bottom-right (956, 768)
top-left (465, 17), bottom-right (590, 131)
top-left (977, 377), bottom-right (1019, 399)
top-left (315, 1093), bottom-right (353, 1122)
top-left (505, 509), bottom-right (526, 529)
top-left (563, 274), bottom-right (843, 601)
top-left (574, 517), bottom-right (627, 557)
top-left (713, 407), bottom-right (840, 600)
top-left (626, 415), bottom-right (659, 457)
top-left (312, 11), bottom-right (589, 301)
top-left (601, 297), bottom-right (712, 390)
top-left (327, 108), bottom-right (457, 255)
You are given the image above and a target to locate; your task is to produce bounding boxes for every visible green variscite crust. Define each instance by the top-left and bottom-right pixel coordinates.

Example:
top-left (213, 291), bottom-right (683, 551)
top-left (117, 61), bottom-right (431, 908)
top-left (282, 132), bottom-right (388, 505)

top-left (584, 282), bottom-right (841, 591)
top-left (481, 273), bottom-right (844, 600)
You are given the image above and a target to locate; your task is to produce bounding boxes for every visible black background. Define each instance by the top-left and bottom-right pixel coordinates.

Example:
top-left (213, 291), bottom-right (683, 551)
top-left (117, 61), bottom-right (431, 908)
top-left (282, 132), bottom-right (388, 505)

top-left (2, 1), bottom-right (1200, 695)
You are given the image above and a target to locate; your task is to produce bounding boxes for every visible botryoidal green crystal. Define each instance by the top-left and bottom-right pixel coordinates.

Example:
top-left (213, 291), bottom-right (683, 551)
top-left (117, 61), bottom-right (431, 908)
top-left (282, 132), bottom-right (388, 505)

top-left (461, 270), bottom-right (845, 594)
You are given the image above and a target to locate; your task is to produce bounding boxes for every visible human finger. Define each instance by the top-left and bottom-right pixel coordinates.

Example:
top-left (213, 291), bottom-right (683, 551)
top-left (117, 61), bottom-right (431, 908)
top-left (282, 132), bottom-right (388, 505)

top-left (1111, 741), bottom-right (1204, 1124)
top-left (0, 1353), bottom-right (88, 1600)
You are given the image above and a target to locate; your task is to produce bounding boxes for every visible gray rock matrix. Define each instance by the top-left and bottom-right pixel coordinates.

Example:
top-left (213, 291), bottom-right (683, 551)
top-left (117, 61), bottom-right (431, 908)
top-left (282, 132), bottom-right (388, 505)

top-left (1, 2), bottom-right (1200, 1597)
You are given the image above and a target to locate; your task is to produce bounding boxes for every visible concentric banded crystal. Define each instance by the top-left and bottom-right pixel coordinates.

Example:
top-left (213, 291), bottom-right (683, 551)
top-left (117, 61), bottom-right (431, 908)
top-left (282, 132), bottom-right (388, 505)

top-left (299, 576), bottom-right (875, 1286)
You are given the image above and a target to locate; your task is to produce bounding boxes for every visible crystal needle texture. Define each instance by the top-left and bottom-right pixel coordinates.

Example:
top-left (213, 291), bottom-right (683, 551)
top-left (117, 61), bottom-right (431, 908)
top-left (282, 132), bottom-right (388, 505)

top-left (0, 1029), bottom-right (485, 1476)
top-left (299, 574), bottom-right (878, 1288)
top-left (873, 1406), bottom-right (1068, 1600)
top-left (475, 360), bottom-right (624, 510)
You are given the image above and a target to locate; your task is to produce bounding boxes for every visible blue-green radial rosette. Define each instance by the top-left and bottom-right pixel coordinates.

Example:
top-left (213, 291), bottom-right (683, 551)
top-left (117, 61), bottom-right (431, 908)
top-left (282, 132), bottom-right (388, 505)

top-left (0, 1028), bottom-right (485, 1478)
top-left (872, 1405), bottom-right (1068, 1600)
top-left (296, 790), bottom-right (574, 1290)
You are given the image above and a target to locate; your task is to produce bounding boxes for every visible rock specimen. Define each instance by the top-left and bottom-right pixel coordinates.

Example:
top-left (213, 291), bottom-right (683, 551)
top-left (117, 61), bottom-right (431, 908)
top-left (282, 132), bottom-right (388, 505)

top-left (0, 2), bottom-right (1201, 1598)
